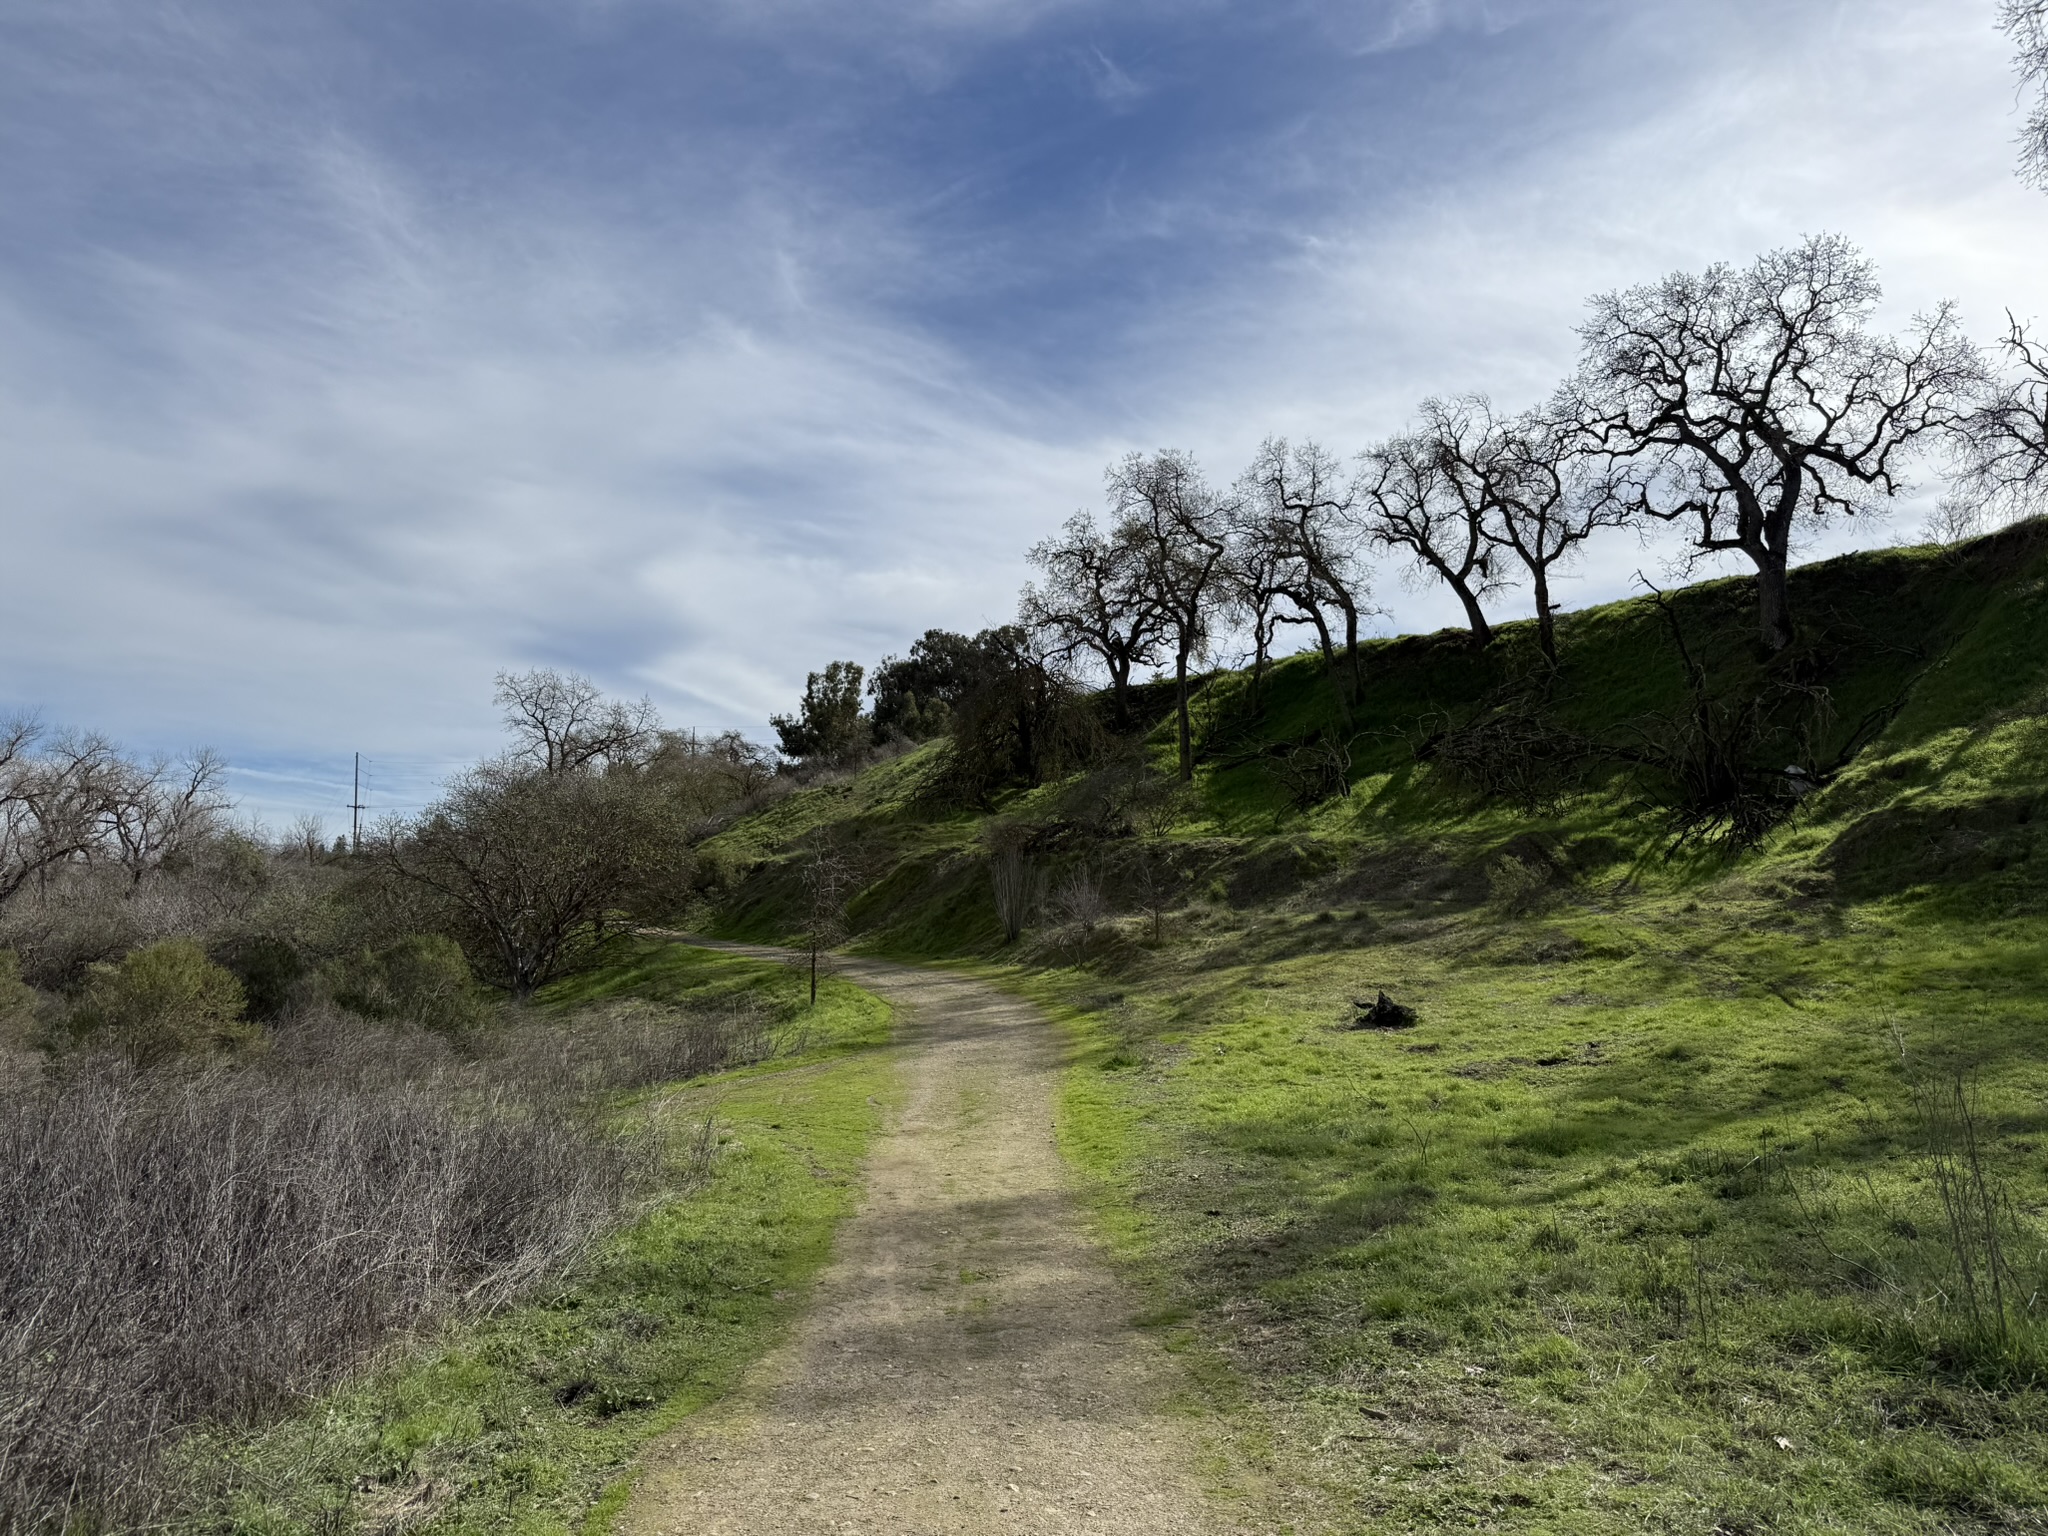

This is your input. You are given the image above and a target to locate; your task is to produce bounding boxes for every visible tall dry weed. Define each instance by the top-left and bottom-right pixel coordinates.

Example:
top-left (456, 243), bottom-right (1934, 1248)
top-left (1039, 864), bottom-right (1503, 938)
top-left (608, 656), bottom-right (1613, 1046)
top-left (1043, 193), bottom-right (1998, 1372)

top-left (0, 995), bottom-right (767, 1532)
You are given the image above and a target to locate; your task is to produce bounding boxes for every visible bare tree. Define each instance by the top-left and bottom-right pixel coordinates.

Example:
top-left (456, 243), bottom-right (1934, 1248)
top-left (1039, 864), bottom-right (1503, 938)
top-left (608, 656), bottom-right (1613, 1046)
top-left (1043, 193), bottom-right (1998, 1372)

top-left (1109, 450), bottom-right (1231, 781)
top-left (1950, 313), bottom-right (2048, 524)
top-left (494, 668), bottom-right (658, 776)
top-left (282, 814), bottom-right (328, 864)
top-left (1440, 401), bottom-right (1631, 664)
top-left (0, 724), bottom-right (126, 910)
top-left (103, 749), bottom-right (230, 888)
top-left (1020, 513), bottom-right (1166, 731)
top-left (1218, 502), bottom-right (1292, 712)
top-left (372, 761), bottom-right (689, 997)
top-left (1359, 398), bottom-right (1512, 649)
top-left (800, 841), bottom-right (856, 1005)
top-left (1572, 234), bottom-right (1983, 651)
top-left (2005, 0), bottom-right (2048, 188)
top-left (1235, 438), bottom-right (1372, 687)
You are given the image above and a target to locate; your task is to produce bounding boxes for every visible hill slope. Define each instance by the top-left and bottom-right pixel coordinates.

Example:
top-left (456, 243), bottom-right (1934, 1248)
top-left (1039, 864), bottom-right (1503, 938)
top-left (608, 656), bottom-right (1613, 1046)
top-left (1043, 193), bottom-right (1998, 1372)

top-left (696, 524), bottom-right (2048, 1534)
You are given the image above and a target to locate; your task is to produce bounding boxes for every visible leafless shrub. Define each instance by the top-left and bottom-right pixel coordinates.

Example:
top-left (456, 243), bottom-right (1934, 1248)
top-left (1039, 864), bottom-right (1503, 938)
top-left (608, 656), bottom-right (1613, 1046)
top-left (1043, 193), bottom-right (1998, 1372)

top-left (1129, 771), bottom-right (1194, 840)
top-left (1266, 735), bottom-right (1354, 811)
top-left (1429, 697), bottom-right (1596, 808)
top-left (1123, 843), bottom-right (1181, 945)
top-left (532, 996), bottom-right (774, 1094)
top-left (989, 847), bottom-right (1038, 943)
top-left (0, 993), bottom-right (765, 1533)
top-left (1052, 866), bottom-right (1109, 933)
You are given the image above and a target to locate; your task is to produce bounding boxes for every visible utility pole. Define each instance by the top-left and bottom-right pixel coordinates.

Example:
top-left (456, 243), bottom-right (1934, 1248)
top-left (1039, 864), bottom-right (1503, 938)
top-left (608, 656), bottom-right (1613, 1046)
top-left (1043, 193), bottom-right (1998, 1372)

top-left (349, 753), bottom-right (367, 854)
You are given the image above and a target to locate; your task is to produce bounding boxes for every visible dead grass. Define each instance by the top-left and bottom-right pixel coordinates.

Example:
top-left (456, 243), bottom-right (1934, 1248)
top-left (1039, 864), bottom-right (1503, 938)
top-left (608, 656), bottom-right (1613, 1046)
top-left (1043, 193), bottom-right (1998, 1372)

top-left (0, 995), bottom-right (770, 1534)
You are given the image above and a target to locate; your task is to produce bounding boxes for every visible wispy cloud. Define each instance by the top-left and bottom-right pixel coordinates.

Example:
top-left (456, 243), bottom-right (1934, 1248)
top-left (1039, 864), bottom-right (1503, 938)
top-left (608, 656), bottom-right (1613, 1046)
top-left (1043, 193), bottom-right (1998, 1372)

top-left (1080, 45), bottom-right (1149, 107)
top-left (1338, 0), bottom-right (1540, 56)
top-left (0, 0), bottom-right (2041, 830)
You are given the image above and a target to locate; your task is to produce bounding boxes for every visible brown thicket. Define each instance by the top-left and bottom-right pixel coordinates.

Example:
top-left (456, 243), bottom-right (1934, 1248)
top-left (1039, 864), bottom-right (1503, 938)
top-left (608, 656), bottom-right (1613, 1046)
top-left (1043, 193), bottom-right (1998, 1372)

top-left (0, 996), bottom-right (770, 1534)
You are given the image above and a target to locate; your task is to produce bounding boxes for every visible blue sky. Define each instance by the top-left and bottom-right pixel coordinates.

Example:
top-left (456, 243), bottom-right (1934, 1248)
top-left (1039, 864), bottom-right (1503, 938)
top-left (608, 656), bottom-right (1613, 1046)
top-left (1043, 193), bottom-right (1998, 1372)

top-left (2, 0), bottom-right (2044, 830)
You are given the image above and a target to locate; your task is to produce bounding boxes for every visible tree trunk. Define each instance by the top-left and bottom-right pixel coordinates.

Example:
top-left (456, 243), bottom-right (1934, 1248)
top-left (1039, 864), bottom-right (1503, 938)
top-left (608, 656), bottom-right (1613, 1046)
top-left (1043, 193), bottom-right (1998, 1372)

top-left (1756, 554), bottom-right (1793, 652)
top-left (1307, 608), bottom-right (1336, 669)
top-left (1454, 583), bottom-right (1495, 649)
top-left (1250, 622), bottom-right (1268, 713)
top-left (1754, 476), bottom-right (1799, 652)
top-left (1174, 650), bottom-right (1194, 782)
top-left (1532, 567), bottom-right (1557, 665)
top-left (1341, 602), bottom-right (1362, 691)
top-left (1108, 658), bottom-right (1132, 733)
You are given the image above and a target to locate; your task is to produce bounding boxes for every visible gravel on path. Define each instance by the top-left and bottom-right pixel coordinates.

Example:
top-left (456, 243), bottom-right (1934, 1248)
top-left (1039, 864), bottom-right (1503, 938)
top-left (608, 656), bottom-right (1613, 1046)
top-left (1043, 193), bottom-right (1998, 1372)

top-left (617, 942), bottom-right (1236, 1536)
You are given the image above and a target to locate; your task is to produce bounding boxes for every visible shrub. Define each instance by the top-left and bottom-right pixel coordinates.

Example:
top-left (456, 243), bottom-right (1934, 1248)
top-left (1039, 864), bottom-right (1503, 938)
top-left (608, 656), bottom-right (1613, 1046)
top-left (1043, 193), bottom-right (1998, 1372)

top-left (212, 934), bottom-right (306, 1022)
top-left (1487, 854), bottom-right (1558, 917)
top-left (0, 950), bottom-right (34, 1053)
top-left (65, 940), bottom-right (253, 1068)
top-left (989, 848), bottom-right (1037, 943)
top-left (0, 992), bottom-right (769, 1532)
top-left (333, 934), bottom-right (489, 1035)
top-left (372, 762), bottom-right (694, 996)
top-left (0, 1054), bottom-right (632, 1532)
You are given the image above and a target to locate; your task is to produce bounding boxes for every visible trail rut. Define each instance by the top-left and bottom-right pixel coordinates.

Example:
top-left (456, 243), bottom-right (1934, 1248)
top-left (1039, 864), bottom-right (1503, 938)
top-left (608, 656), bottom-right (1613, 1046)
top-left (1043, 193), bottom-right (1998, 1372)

top-left (618, 943), bottom-right (1232, 1536)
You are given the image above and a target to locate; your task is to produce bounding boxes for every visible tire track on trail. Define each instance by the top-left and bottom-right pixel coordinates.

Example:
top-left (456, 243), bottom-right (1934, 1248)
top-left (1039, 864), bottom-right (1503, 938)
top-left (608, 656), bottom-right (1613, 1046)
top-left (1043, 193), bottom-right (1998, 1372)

top-left (619, 940), bottom-right (1237, 1536)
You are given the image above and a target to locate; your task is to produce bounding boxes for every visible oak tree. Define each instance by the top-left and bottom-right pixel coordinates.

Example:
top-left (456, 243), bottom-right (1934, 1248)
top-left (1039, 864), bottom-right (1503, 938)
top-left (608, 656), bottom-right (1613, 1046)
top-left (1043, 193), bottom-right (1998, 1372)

top-left (1019, 514), bottom-right (1165, 731)
top-left (1432, 400), bottom-right (1629, 664)
top-left (1572, 235), bottom-right (1981, 651)
top-left (1109, 450), bottom-right (1231, 781)
top-left (1234, 438), bottom-right (1372, 688)
top-left (494, 669), bottom-right (657, 776)
top-left (1359, 398), bottom-right (1511, 649)
top-left (1950, 314), bottom-right (2048, 524)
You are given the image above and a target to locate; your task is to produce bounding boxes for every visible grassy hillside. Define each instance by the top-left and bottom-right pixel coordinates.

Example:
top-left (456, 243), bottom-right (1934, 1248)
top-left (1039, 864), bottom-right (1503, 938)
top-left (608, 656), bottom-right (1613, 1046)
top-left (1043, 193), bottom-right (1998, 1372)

top-left (697, 524), bottom-right (2048, 1533)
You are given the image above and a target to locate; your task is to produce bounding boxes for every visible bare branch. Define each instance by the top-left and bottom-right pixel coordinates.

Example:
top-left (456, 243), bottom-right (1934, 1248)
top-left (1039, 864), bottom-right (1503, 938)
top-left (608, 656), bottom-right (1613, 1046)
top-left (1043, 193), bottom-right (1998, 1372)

top-left (1108, 450), bottom-right (1232, 780)
top-left (1571, 234), bottom-right (1983, 649)
top-left (2004, 0), bottom-right (2048, 188)
top-left (493, 668), bottom-right (658, 775)
top-left (1948, 313), bottom-right (2048, 525)
top-left (1358, 397), bottom-right (1516, 649)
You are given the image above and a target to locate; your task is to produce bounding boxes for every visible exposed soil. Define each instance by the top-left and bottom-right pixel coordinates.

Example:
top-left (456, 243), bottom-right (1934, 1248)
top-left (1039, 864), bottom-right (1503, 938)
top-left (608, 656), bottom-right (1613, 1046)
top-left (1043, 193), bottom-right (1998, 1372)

top-left (619, 942), bottom-right (1236, 1536)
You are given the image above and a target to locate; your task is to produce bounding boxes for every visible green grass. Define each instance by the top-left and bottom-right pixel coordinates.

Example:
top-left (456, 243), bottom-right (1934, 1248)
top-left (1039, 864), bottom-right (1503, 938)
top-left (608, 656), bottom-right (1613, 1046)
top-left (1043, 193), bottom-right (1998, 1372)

top-left (686, 525), bottom-right (2048, 1531)
top-left (189, 946), bottom-right (899, 1535)
top-left (537, 936), bottom-right (891, 1056)
top-left (1015, 891), bottom-right (2048, 1533)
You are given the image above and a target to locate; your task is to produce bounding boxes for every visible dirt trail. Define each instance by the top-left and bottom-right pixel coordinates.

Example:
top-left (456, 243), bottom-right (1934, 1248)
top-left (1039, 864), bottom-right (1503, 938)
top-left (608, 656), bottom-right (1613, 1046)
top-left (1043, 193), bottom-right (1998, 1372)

top-left (619, 943), bottom-right (1234, 1536)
